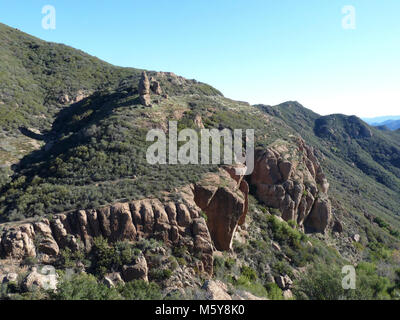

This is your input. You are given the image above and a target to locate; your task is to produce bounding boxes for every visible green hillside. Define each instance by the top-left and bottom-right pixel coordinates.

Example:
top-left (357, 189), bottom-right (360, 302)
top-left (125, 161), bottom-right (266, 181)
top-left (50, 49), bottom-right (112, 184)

top-left (1, 24), bottom-right (400, 300)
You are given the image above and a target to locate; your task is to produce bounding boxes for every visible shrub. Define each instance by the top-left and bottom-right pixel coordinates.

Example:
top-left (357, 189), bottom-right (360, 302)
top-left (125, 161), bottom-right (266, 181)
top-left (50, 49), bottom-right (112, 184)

top-left (117, 280), bottom-right (162, 300)
top-left (293, 265), bottom-right (345, 300)
top-left (52, 273), bottom-right (121, 300)
top-left (265, 282), bottom-right (284, 300)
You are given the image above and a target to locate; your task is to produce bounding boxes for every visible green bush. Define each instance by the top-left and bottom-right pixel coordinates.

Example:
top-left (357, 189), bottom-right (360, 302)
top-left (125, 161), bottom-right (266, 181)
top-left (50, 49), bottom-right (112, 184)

top-left (293, 265), bottom-right (345, 300)
top-left (265, 283), bottom-right (284, 300)
top-left (117, 280), bottom-right (162, 300)
top-left (52, 273), bottom-right (121, 300)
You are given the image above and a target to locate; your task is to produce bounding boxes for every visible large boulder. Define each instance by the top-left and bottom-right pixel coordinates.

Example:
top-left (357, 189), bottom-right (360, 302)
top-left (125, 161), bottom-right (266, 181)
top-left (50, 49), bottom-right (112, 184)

top-left (202, 280), bottom-right (232, 300)
top-left (304, 196), bottom-right (332, 233)
top-left (122, 255), bottom-right (148, 282)
top-left (193, 167), bottom-right (248, 251)
top-left (0, 224), bottom-right (36, 259)
top-left (22, 266), bottom-right (58, 291)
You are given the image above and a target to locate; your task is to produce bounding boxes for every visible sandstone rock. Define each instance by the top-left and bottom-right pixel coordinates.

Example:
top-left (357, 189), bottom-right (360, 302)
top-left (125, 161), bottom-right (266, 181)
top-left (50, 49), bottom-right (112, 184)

top-left (275, 276), bottom-right (286, 289)
top-left (103, 272), bottom-right (124, 288)
top-left (34, 220), bottom-right (59, 256)
top-left (0, 224), bottom-right (36, 259)
top-left (22, 266), bottom-right (58, 291)
top-left (304, 196), bottom-right (331, 233)
top-left (250, 139), bottom-right (333, 233)
top-left (58, 94), bottom-right (70, 104)
top-left (232, 291), bottom-right (267, 300)
top-left (193, 168), bottom-right (248, 251)
top-left (138, 72), bottom-right (150, 95)
top-left (2, 273), bottom-right (18, 284)
top-left (283, 274), bottom-right (293, 288)
top-left (333, 219), bottom-right (343, 233)
top-left (140, 94), bottom-right (151, 107)
top-left (109, 203), bottom-right (137, 242)
top-left (202, 280), bottom-right (232, 300)
top-left (0, 181), bottom-right (218, 277)
top-left (194, 114), bottom-right (205, 129)
top-left (122, 255), bottom-right (148, 282)
top-left (283, 289), bottom-right (293, 299)
top-left (353, 234), bottom-right (361, 242)
top-left (138, 72), bottom-right (151, 107)
top-left (271, 241), bottom-right (281, 252)
top-left (150, 79), bottom-right (162, 95)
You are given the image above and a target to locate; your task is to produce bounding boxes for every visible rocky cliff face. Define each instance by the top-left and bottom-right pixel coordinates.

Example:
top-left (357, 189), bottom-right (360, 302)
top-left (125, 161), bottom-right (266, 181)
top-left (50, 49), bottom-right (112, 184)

top-left (0, 141), bottom-right (333, 281)
top-left (0, 187), bottom-right (214, 275)
top-left (0, 166), bottom-right (250, 276)
top-left (250, 138), bottom-right (332, 233)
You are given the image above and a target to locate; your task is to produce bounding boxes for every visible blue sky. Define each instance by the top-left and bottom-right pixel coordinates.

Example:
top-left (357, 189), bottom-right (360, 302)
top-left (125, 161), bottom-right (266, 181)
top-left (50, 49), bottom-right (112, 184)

top-left (0, 0), bottom-right (399, 117)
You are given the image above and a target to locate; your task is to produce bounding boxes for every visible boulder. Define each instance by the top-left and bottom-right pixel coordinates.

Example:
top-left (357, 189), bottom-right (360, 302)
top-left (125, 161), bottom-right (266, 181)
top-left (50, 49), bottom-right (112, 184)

top-left (271, 241), bottom-right (281, 252)
top-left (304, 196), bottom-right (331, 233)
top-left (283, 289), bottom-right (293, 299)
top-left (202, 280), bottom-right (232, 300)
top-left (2, 273), bottom-right (18, 284)
top-left (332, 219), bottom-right (343, 233)
top-left (275, 276), bottom-right (286, 289)
top-left (22, 266), bottom-right (58, 291)
top-left (150, 79), bottom-right (162, 95)
top-left (0, 224), bottom-right (36, 259)
top-left (193, 168), bottom-right (248, 251)
top-left (103, 272), bottom-right (124, 288)
top-left (122, 255), bottom-right (148, 282)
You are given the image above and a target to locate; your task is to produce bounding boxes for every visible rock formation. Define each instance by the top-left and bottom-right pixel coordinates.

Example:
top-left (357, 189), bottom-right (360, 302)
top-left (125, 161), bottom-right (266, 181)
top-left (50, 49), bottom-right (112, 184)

top-left (250, 138), bottom-right (332, 233)
top-left (138, 71), bottom-right (151, 107)
top-left (193, 166), bottom-right (248, 251)
top-left (122, 254), bottom-right (148, 282)
top-left (0, 189), bottom-right (215, 275)
top-left (150, 77), bottom-right (162, 95)
top-left (0, 164), bottom-right (252, 275)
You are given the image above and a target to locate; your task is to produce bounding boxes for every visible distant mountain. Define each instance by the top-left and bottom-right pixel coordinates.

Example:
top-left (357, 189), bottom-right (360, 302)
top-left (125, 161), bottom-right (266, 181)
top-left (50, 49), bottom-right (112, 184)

top-left (363, 116), bottom-right (400, 131)
top-left (373, 119), bottom-right (400, 131)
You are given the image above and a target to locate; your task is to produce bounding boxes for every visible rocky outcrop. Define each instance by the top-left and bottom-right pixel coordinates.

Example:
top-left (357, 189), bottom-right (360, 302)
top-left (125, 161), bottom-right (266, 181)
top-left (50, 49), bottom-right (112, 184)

top-left (202, 280), bottom-right (232, 300)
top-left (193, 166), bottom-right (248, 251)
top-left (22, 266), bottom-right (58, 291)
top-left (0, 188), bottom-right (215, 275)
top-left (103, 272), bottom-right (124, 288)
top-left (0, 163), bottom-right (251, 275)
top-left (150, 77), bottom-right (162, 95)
top-left (194, 114), bottom-right (205, 129)
top-left (138, 71), bottom-right (151, 106)
top-left (122, 255), bottom-right (148, 282)
top-left (58, 90), bottom-right (90, 105)
top-left (305, 196), bottom-right (331, 233)
top-left (0, 224), bottom-right (36, 259)
top-left (250, 138), bottom-right (331, 233)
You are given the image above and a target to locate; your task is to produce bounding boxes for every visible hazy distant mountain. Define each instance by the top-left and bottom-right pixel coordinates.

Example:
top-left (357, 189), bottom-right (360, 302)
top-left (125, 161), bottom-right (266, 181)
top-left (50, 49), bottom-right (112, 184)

top-left (372, 119), bottom-right (400, 131)
top-left (363, 115), bottom-right (400, 130)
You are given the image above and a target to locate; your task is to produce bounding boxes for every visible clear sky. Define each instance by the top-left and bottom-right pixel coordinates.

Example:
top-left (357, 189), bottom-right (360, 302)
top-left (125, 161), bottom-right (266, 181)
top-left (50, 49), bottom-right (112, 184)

top-left (0, 0), bottom-right (399, 117)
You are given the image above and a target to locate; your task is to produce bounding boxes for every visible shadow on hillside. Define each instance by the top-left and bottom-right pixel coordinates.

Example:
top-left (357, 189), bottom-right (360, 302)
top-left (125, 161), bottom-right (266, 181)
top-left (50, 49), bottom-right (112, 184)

top-left (14, 87), bottom-right (142, 173)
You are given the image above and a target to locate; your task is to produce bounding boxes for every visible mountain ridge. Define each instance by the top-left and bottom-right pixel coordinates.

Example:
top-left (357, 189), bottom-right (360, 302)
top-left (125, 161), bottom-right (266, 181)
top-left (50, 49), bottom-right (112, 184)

top-left (1, 23), bottom-right (400, 300)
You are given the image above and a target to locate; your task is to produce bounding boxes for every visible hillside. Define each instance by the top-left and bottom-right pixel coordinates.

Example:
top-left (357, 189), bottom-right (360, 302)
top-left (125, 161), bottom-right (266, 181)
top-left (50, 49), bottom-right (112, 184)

top-left (1, 24), bottom-right (400, 300)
